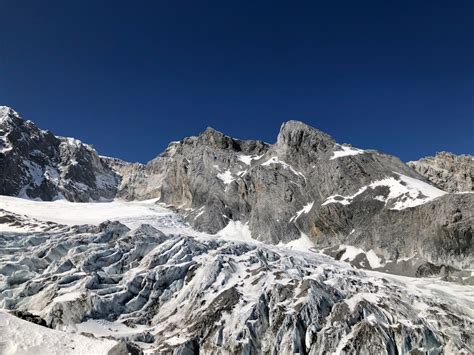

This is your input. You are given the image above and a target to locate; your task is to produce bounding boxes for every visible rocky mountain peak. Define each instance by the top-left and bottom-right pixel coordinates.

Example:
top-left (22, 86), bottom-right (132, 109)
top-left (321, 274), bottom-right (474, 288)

top-left (0, 105), bottom-right (23, 126)
top-left (276, 120), bottom-right (336, 156)
top-left (408, 151), bottom-right (473, 192)
top-left (0, 105), bottom-right (16, 116)
top-left (0, 106), bottom-right (472, 354)
top-left (177, 126), bottom-right (268, 155)
top-left (195, 126), bottom-right (241, 150)
top-left (0, 106), bottom-right (119, 201)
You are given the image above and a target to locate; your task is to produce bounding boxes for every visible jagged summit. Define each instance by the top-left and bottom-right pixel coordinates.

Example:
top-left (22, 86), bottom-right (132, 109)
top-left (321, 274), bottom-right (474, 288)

top-left (276, 120), bottom-right (337, 160)
top-left (0, 107), bottom-right (119, 201)
top-left (278, 120), bottom-right (334, 143)
top-left (0, 105), bottom-right (22, 125)
top-left (409, 151), bottom-right (474, 192)
top-left (170, 124), bottom-right (270, 154)
top-left (0, 105), bottom-right (16, 115)
top-left (201, 125), bottom-right (225, 136)
top-left (196, 126), bottom-right (240, 150)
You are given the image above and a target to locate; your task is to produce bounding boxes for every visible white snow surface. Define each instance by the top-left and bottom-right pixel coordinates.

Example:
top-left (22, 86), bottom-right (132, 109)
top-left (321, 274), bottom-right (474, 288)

top-left (339, 245), bottom-right (366, 263)
top-left (216, 220), bottom-right (255, 243)
top-left (217, 169), bottom-right (235, 185)
top-left (280, 232), bottom-right (315, 251)
top-left (338, 245), bottom-right (384, 269)
top-left (330, 145), bottom-right (365, 160)
top-left (0, 310), bottom-right (117, 355)
top-left (366, 250), bottom-right (383, 268)
top-left (289, 201), bottom-right (314, 222)
top-left (322, 172), bottom-right (446, 210)
top-left (0, 196), bottom-right (187, 233)
top-left (237, 154), bottom-right (264, 165)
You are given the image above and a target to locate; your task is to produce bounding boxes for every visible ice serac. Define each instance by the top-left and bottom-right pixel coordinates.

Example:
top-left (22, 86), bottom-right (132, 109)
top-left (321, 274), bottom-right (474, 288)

top-left (111, 120), bottom-right (473, 273)
top-left (0, 218), bottom-right (472, 354)
top-left (0, 106), bottom-right (119, 201)
top-left (408, 151), bottom-right (474, 193)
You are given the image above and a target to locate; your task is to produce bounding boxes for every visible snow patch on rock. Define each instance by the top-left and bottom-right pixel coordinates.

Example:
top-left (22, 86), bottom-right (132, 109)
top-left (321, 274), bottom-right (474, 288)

top-left (281, 232), bottom-right (315, 251)
top-left (261, 157), bottom-right (305, 179)
top-left (217, 169), bottom-right (234, 185)
top-left (238, 154), bottom-right (264, 165)
top-left (330, 145), bottom-right (365, 160)
top-left (289, 201), bottom-right (314, 222)
top-left (217, 220), bottom-right (254, 242)
top-left (322, 173), bottom-right (446, 210)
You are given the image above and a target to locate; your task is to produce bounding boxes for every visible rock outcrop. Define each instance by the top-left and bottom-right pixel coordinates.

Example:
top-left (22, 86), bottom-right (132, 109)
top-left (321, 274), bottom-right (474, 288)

top-left (0, 107), bottom-right (119, 201)
top-left (408, 152), bottom-right (474, 193)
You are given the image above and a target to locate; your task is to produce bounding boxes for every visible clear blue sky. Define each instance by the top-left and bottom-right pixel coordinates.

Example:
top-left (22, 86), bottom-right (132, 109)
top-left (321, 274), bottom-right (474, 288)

top-left (1, 1), bottom-right (472, 162)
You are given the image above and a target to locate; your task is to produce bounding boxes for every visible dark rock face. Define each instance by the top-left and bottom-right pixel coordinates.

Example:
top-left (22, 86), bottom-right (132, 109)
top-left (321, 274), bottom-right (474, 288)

top-left (408, 152), bottom-right (474, 192)
top-left (0, 106), bottom-right (119, 201)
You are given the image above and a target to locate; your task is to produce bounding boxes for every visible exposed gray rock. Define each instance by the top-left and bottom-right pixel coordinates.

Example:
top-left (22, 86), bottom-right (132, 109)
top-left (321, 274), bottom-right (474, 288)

top-left (0, 106), bottom-right (119, 201)
top-left (1, 106), bottom-right (472, 274)
top-left (408, 152), bottom-right (474, 192)
top-left (111, 120), bottom-right (473, 271)
top-left (100, 156), bottom-right (161, 201)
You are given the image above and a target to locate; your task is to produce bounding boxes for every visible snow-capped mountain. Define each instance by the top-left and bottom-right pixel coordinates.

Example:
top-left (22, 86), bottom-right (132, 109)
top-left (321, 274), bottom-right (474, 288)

top-left (1, 106), bottom-right (473, 277)
top-left (0, 106), bottom-right (119, 201)
top-left (108, 121), bottom-right (473, 279)
top-left (0, 106), bottom-right (473, 354)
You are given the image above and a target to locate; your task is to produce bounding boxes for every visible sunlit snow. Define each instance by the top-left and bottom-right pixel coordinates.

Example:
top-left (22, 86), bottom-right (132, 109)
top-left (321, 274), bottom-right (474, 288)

top-left (330, 145), bottom-right (365, 160)
top-left (0, 310), bottom-right (117, 355)
top-left (237, 154), bottom-right (264, 165)
top-left (322, 173), bottom-right (446, 210)
top-left (216, 169), bottom-right (235, 185)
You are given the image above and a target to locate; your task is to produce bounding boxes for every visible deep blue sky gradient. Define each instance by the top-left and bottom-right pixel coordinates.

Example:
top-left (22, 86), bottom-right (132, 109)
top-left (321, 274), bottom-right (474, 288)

top-left (1, 1), bottom-right (473, 162)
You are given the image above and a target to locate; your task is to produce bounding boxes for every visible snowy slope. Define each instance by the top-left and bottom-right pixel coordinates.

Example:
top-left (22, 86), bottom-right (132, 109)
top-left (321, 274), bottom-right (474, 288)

top-left (0, 196), bottom-right (191, 234)
top-left (0, 310), bottom-right (117, 355)
top-left (322, 172), bottom-right (447, 210)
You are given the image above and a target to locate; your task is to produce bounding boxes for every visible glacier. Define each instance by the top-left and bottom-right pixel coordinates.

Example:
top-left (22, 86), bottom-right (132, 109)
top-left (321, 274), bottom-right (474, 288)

top-left (0, 196), bottom-right (472, 354)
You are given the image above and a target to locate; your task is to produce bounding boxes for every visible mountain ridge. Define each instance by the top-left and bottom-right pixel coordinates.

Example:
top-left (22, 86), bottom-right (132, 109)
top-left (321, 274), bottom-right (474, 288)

top-left (1, 106), bottom-right (473, 279)
top-left (408, 151), bottom-right (473, 193)
top-left (1, 105), bottom-right (473, 354)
